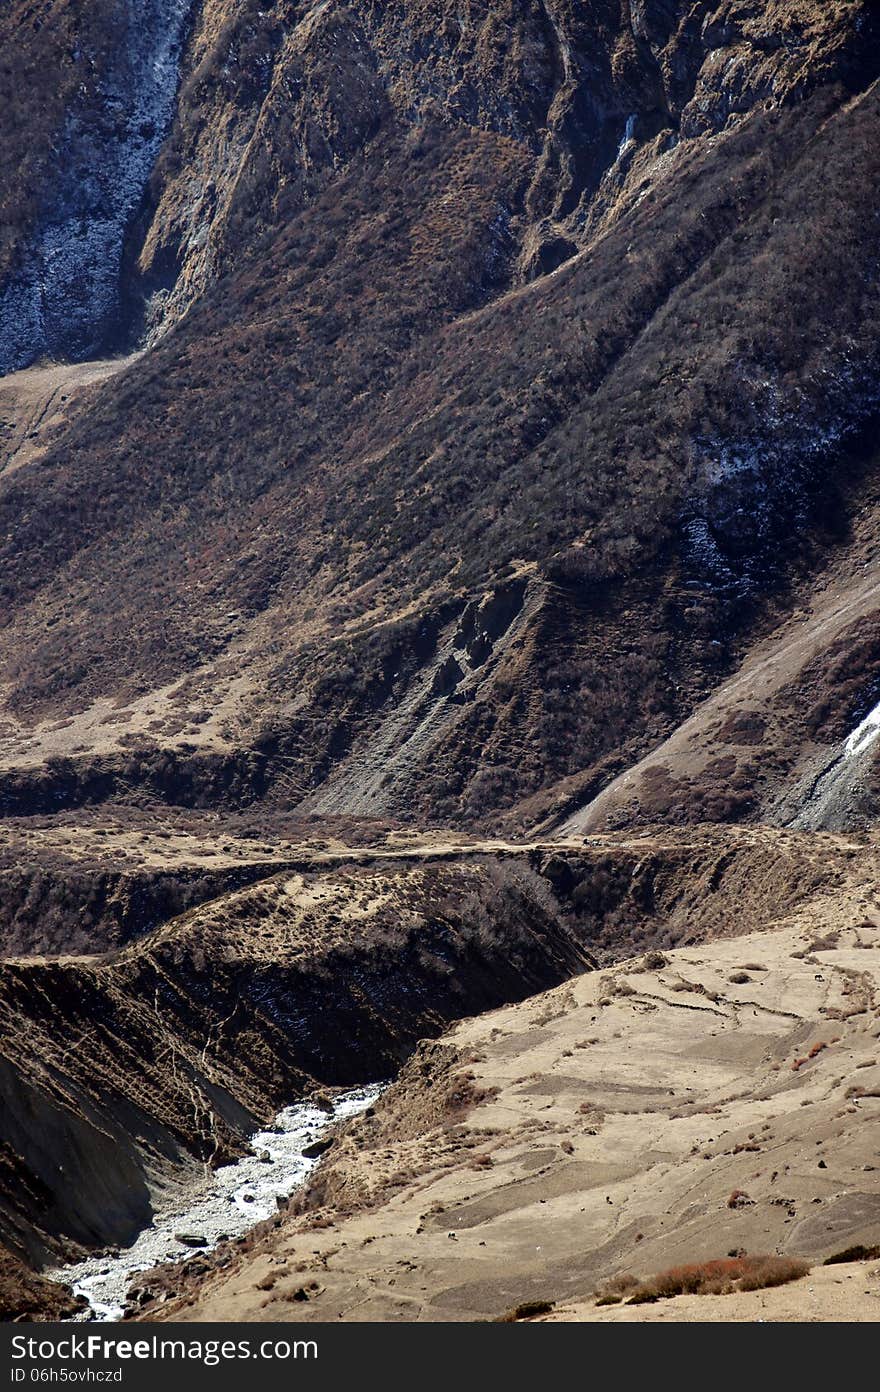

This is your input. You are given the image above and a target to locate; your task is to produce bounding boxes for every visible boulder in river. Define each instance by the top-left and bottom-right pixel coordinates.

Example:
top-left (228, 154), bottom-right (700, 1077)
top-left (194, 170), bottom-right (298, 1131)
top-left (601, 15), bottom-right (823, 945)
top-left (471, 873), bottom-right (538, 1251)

top-left (174, 1233), bottom-right (208, 1247)
top-left (302, 1137), bottom-right (334, 1160)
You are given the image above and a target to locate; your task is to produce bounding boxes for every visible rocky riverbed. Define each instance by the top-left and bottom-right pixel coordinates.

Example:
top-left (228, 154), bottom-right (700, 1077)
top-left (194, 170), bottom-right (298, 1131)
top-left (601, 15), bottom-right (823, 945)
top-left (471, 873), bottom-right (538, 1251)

top-left (48, 1083), bottom-right (383, 1321)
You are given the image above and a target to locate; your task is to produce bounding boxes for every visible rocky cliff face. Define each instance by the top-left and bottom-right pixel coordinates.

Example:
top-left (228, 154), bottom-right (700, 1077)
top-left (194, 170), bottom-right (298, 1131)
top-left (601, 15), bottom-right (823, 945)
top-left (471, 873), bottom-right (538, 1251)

top-left (126, 0), bottom-right (880, 340)
top-left (7, 1), bottom-right (872, 357)
top-left (0, 0), bottom-right (196, 373)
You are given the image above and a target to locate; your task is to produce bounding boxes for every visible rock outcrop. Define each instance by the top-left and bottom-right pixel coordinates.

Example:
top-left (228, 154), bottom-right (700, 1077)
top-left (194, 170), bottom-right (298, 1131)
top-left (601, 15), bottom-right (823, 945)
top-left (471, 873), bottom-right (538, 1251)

top-left (0, 0), bottom-right (195, 373)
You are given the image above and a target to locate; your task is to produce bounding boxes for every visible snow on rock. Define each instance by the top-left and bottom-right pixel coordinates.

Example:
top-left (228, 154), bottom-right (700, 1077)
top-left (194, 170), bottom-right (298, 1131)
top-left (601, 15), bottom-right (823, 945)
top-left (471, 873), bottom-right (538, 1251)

top-left (844, 698), bottom-right (880, 760)
top-left (782, 694), bottom-right (880, 832)
top-left (0, 0), bottom-right (195, 375)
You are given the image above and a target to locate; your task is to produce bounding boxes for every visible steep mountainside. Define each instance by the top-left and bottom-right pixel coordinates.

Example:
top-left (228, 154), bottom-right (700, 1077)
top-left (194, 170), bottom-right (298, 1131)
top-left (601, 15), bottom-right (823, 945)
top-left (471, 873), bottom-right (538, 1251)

top-left (1, 1), bottom-right (880, 829)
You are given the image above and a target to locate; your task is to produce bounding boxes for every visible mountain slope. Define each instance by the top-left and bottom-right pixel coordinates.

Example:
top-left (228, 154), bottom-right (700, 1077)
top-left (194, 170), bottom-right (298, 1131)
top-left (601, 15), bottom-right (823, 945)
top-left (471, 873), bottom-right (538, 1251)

top-left (1, 3), bottom-right (880, 828)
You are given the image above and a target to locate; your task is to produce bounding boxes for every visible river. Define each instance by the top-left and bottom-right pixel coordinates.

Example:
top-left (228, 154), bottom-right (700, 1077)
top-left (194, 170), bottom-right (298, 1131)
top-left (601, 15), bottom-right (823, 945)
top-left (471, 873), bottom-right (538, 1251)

top-left (47, 1083), bottom-right (384, 1321)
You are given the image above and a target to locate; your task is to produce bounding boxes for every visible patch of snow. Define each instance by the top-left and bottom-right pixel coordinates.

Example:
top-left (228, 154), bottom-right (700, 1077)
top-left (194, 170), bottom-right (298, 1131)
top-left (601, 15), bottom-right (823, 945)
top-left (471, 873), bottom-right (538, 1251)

top-left (844, 699), bottom-right (880, 760)
top-left (614, 114), bottom-right (637, 166)
top-left (47, 1082), bottom-right (384, 1322)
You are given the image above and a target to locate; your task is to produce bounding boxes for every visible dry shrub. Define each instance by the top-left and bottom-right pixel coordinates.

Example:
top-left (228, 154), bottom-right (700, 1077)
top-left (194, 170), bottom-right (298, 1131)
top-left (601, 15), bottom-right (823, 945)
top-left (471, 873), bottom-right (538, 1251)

top-left (736, 1257), bottom-right (811, 1292)
top-left (594, 1273), bottom-right (640, 1306)
top-left (617, 1255), bottom-right (809, 1304)
top-left (808, 1041), bottom-right (829, 1059)
top-left (727, 1188), bottom-right (753, 1208)
top-left (823, 1244), bottom-right (880, 1265)
top-left (496, 1299), bottom-right (554, 1322)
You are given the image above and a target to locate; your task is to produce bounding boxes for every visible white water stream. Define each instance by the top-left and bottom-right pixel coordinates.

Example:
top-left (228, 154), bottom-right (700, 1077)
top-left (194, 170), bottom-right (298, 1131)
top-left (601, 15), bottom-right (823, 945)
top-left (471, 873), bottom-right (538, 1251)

top-left (47, 1083), bottom-right (383, 1322)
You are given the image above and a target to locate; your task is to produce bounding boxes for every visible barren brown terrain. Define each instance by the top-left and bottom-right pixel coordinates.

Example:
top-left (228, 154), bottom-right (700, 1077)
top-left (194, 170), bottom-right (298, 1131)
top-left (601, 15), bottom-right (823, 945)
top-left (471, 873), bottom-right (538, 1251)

top-left (3, 0), bottom-right (880, 1327)
top-left (1, 1), bottom-right (879, 829)
top-left (0, 829), bottom-right (593, 1267)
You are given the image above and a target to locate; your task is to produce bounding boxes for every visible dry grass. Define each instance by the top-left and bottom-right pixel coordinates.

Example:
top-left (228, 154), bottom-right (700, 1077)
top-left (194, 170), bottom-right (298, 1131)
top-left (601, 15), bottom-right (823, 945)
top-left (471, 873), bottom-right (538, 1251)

top-left (594, 1273), bottom-right (640, 1307)
top-left (595, 1255), bottom-right (810, 1306)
